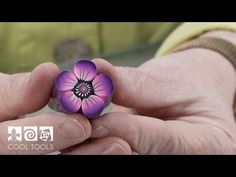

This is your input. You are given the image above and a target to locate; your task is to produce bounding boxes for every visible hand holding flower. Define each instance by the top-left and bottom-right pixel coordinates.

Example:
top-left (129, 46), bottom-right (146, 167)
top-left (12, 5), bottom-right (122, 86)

top-left (0, 63), bottom-right (92, 154)
top-left (48, 60), bottom-right (114, 119)
top-left (62, 49), bottom-right (236, 154)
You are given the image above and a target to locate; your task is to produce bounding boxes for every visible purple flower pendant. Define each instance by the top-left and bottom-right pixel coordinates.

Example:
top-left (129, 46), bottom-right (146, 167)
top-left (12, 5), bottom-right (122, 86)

top-left (48, 60), bottom-right (114, 119)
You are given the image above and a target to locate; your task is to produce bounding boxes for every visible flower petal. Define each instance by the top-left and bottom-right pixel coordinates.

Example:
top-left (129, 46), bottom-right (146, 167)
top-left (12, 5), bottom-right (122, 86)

top-left (56, 71), bottom-right (78, 91)
top-left (99, 95), bottom-right (112, 107)
top-left (82, 95), bottom-right (105, 119)
top-left (73, 60), bottom-right (97, 81)
top-left (60, 91), bottom-right (82, 113)
top-left (92, 74), bottom-right (114, 97)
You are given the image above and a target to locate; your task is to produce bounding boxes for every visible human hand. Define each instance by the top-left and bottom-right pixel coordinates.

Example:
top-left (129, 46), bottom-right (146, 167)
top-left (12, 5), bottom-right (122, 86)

top-left (63, 48), bottom-right (236, 154)
top-left (0, 63), bottom-right (91, 154)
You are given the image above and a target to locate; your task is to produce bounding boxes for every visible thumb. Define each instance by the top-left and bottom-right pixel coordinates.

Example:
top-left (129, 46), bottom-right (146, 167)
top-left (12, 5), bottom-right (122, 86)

top-left (90, 112), bottom-right (233, 154)
top-left (90, 112), bottom-right (176, 154)
top-left (0, 62), bottom-right (59, 120)
top-left (93, 58), bottom-right (159, 109)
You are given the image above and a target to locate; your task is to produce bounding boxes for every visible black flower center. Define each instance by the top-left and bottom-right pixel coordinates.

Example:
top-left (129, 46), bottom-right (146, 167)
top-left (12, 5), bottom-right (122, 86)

top-left (73, 81), bottom-right (94, 99)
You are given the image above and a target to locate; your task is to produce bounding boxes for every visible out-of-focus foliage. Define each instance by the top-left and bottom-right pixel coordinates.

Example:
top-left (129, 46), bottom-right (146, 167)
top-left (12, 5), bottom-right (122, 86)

top-left (0, 22), bottom-right (179, 73)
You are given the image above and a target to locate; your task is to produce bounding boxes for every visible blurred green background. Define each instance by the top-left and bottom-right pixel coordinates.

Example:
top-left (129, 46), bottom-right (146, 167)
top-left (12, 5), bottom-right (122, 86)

top-left (0, 22), bottom-right (180, 73)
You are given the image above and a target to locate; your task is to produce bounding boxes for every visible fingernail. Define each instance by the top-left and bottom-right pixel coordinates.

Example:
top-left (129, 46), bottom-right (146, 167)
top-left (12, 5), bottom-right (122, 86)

top-left (61, 119), bottom-right (86, 141)
top-left (91, 126), bottom-right (110, 138)
top-left (103, 143), bottom-right (127, 155)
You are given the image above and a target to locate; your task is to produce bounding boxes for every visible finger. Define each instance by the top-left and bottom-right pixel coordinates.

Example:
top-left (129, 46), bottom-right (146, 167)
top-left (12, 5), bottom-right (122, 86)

top-left (0, 112), bottom-right (91, 154)
top-left (110, 103), bottom-right (135, 114)
top-left (62, 137), bottom-right (131, 155)
top-left (91, 112), bottom-right (236, 154)
top-left (90, 112), bottom-right (173, 154)
top-left (0, 62), bottom-right (59, 121)
top-left (90, 112), bottom-right (195, 154)
top-left (92, 58), bottom-right (159, 109)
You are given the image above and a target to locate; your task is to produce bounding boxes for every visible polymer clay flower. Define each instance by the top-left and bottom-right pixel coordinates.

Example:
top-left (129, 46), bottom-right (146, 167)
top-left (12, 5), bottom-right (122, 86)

top-left (48, 60), bottom-right (114, 119)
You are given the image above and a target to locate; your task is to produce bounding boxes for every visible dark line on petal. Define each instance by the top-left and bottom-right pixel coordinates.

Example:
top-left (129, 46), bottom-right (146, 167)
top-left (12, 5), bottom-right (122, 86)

top-left (61, 80), bottom-right (75, 85)
top-left (66, 95), bottom-right (74, 100)
top-left (79, 68), bottom-right (82, 80)
top-left (63, 84), bottom-right (75, 87)
top-left (92, 81), bottom-right (102, 87)
top-left (81, 69), bottom-right (83, 80)
top-left (84, 71), bottom-right (90, 81)
top-left (66, 93), bottom-right (74, 99)
top-left (83, 69), bottom-right (85, 81)
top-left (94, 89), bottom-right (105, 92)
top-left (94, 83), bottom-right (103, 90)
top-left (73, 97), bottom-right (79, 109)
top-left (64, 83), bottom-right (75, 87)
top-left (72, 95), bottom-right (76, 104)
top-left (68, 76), bottom-right (76, 83)
top-left (85, 99), bottom-right (89, 109)
top-left (93, 97), bottom-right (99, 104)
top-left (65, 78), bottom-right (74, 83)
top-left (64, 81), bottom-right (74, 84)
top-left (82, 69), bottom-right (84, 80)
top-left (61, 80), bottom-right (75, 83)
top-left (87, 97), bottom-right (96, 105)
top-left (71, 98), bottom-right (75, 110)
top-left (90, 96), bottom-right (99, 104)
top-left (83, 69), bottom-right (86, 81)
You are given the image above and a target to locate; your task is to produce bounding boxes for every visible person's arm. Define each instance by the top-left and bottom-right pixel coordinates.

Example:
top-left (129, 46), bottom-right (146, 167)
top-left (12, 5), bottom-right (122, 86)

top-left (200, 30), bottom-right (236, 45)
top-left (156, 23), bottom-right (236, 57)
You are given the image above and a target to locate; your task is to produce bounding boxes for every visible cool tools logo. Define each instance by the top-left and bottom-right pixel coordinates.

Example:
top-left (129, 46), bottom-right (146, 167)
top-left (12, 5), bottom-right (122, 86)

top-left (7, 126), bottom-right (54, 151)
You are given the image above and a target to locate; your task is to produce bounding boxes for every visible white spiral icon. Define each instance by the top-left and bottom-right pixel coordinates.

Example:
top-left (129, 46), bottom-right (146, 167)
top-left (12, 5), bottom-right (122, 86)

top-left (23, 126), bottom-right (38, 141)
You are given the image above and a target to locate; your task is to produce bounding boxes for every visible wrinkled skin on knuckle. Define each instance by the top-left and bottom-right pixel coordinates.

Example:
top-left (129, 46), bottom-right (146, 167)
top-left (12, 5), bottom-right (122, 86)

top-left (115, 67), bottom-right (147, 107)
top-left (150, 126), bottom-right (179, 154)
top-left (137, 120), bottom-right (178, 154)
top-left (176, 124), bottom-right (236, 154)
top-left (209, 125), bottom-right (236, 154)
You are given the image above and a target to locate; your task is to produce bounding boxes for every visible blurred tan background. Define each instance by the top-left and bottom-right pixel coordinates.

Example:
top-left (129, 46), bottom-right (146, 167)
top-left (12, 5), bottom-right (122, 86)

top-left (0, 22), bottom-right (180, 73)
